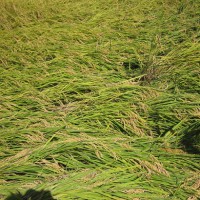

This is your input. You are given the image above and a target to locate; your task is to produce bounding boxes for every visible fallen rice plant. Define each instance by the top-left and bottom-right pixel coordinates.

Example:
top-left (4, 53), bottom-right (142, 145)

top-left (0, 0), bottom-right (200, 199)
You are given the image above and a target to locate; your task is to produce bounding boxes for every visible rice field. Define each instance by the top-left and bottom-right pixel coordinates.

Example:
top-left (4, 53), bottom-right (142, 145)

top-left (0, 0), bottom-right (200, 199)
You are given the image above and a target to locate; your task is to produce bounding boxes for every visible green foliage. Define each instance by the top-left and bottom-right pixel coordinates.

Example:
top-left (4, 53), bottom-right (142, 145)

top-left (0, 0), bottom-right (199, 199)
